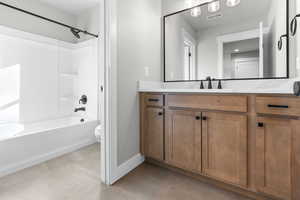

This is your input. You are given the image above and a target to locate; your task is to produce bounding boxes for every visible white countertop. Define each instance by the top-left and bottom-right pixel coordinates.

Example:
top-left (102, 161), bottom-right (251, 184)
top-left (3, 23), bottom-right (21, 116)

top-left (139, 88), bottom-right (294, 94)
top-left (138, 80), bottom-right (297, 95)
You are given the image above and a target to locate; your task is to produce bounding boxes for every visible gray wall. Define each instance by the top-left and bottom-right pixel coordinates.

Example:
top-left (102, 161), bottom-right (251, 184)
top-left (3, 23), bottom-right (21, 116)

top-left (0, 0), bottom-right (77, 43)
top-left (117, 0), bottom-right (162, 164)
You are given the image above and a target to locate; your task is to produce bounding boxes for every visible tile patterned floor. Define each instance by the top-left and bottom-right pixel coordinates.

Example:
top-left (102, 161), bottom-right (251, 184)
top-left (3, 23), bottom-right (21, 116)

top-left (0, 144), bottom-right (251, 200)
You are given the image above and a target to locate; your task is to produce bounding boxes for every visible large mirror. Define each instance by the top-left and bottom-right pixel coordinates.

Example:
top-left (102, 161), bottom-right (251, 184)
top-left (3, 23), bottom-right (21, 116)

top-left (164, 0), bottom-right (289, 82)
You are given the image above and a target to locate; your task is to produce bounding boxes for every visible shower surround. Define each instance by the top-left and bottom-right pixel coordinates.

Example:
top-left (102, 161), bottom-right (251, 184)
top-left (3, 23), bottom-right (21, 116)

top-left (0, 25), bottom-right (99, 177)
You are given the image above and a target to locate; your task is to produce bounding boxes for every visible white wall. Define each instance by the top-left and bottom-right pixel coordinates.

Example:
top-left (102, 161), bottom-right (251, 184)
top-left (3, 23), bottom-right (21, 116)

top-left (0, 32), bottom-right (60, 123)
top-left (75, 40), bottom-right (99, 120)
top-left (76, 6), bottom-right (100, 42)
top-left (0, 0), bottom-right (100, 44)
top-left (0, 0), bottom-right (78, 43)
top-left (116, 0), bottom-right (162, 164)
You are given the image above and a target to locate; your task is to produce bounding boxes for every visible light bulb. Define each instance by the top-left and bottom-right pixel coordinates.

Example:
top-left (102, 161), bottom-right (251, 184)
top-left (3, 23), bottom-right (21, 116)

top-left (186, 0), bottom-right (202, 8)
top-left (191, 7), bottom-right (202, 17)
top-left (185, 0), bottom-right (194, 8)
top-left (226, 0), bottom-right (241, 7)
top-left (208, 1), bottom-right (220, 13)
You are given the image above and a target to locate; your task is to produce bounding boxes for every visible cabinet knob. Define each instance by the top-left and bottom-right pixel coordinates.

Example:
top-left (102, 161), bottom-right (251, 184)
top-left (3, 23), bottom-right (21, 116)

top-left (195, 116), bottom-right (201, 120)
top-left (158, 112), bottom-right (163, 116)
top-left (257, 122), bottom-right (264, 127)
top-left (202, 116), bottom-right (207, 121)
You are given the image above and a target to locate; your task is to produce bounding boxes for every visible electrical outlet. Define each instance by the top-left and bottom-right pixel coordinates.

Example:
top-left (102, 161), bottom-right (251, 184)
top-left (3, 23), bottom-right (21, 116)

top-left (144, 67), bottom-right (150, 77)
top-left (297, 57), bottom-right (300, 70)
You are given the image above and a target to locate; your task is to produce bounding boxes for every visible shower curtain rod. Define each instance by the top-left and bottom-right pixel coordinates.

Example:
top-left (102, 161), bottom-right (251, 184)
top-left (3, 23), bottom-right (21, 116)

top-left (0, 2), bottom-right (99, 38)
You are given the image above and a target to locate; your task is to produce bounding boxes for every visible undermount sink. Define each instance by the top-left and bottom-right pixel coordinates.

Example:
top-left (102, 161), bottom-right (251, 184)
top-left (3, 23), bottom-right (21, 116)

top-left (196, 89), bottom-right (233, 93)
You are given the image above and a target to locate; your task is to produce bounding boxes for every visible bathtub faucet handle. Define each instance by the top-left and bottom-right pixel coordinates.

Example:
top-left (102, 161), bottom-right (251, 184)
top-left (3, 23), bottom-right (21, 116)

top-left (79, 95), bottom-right (88, 105)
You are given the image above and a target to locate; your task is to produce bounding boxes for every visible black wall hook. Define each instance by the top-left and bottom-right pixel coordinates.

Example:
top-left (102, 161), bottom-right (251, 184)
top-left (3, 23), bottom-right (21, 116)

top-left (278, 34), bottom-right (288, 50)
top-left (291, 14), bottom-right (300, 36)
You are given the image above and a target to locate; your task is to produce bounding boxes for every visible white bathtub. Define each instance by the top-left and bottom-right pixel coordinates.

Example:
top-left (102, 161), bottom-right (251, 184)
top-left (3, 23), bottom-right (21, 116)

top-left (0, 117), bottom-right (99, 177)
top-left (0, 123), bottom-right (25, 141)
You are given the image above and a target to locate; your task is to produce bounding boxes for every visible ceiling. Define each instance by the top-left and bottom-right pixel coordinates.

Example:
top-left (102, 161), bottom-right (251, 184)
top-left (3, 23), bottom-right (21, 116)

top-left (178, 0), bottom-right (274, 32)
top-left (37, 0), bottom-right (99, 15)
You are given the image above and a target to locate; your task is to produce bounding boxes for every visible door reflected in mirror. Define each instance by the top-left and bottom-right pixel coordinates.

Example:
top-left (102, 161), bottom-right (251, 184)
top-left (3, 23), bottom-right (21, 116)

top-left (164, 0), bottom-right (289, 82)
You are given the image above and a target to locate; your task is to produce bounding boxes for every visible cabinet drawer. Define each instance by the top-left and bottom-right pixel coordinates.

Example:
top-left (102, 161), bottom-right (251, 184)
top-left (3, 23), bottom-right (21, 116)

top-left (145, 94), bottom-right (164, 107)
top-left (256, 97), bottom-right (300, 116)
top-left (167, 95), bottom-right (247, 112)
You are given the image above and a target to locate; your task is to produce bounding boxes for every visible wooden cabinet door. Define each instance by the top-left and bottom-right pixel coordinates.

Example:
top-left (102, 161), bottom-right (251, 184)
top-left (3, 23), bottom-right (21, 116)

top-left (145, 107), bottom-right (164, 161)
top-left (293, 120), bottom-right (300, 200)
top-left (256, 117), bottom-right (293, 200)
top-left (202, 112), bottom-right (247, 187)
top-left (166, 110), bottom-right (202, 173)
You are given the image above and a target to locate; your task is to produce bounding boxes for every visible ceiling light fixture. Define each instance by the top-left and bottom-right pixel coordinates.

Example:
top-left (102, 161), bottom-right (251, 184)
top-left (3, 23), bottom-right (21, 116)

top-left (226, 0), bottom-right (241, 7)
top-left (208, 1), bottom-right (220, 13)
top-left (191, 7), bottom-right (202, 17)
top-left (234, 49), bottom-right (240, 52)
top-left (185, 0), bottom-right (193, 8)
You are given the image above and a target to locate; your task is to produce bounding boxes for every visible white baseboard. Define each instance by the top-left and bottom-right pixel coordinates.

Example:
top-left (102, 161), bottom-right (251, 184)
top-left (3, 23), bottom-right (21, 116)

top-left (111, 153), bottom-right (145, 184)
top-left (0, 139), bottom-right (96, 178)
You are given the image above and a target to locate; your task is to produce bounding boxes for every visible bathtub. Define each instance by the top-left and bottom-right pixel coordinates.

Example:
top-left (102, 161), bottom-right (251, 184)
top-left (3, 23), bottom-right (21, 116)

top-left (0, 117), bottom-right (99, 177)
top-left (0, 123), bottom-right (25, 141)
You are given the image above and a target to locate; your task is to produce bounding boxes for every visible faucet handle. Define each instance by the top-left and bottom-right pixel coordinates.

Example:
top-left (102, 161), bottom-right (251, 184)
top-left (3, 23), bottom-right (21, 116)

top-left (206, 77), bottom-right (213, 89)
top-left (79, 95), bottom-right (88, 105)
top-left (200, 81), bottom-right (204, 89)
top-left (217, 80), bottom-right (222, 89)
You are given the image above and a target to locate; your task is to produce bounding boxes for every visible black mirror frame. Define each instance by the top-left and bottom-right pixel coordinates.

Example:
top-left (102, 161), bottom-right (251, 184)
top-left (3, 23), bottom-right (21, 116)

top-left (163, 0), bottom-right (290, 82)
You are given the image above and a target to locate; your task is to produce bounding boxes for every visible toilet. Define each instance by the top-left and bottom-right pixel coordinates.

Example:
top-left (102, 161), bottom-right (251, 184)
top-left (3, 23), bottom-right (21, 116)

top-left (95, 125), bottom-right (103, 143)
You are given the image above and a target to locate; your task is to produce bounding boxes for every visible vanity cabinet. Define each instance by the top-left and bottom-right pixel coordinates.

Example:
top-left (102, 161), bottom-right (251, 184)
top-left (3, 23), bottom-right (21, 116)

top-left (144, 107), bottom-right (164, 161)
top-left (255, 96), bottom-right (300, 200)
top-left (165, 109), bottom-right (248, 186)
top-left (255, 117), bottom-right (300, 200)
top-left (166, 94), bottom-right (248, 187)
top-left (165, 110), bottom-right (202, 173)
top-left (140, 93), bottom-right (300, 200)
top-left (202, 112), bottom-right (248, 188)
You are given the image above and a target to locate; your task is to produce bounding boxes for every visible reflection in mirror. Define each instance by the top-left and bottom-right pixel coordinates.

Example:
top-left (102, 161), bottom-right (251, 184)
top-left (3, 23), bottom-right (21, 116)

top-left (164, 0), bottom-right (288, 81)
top-left (223, 38), bottom-right (260, 79)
